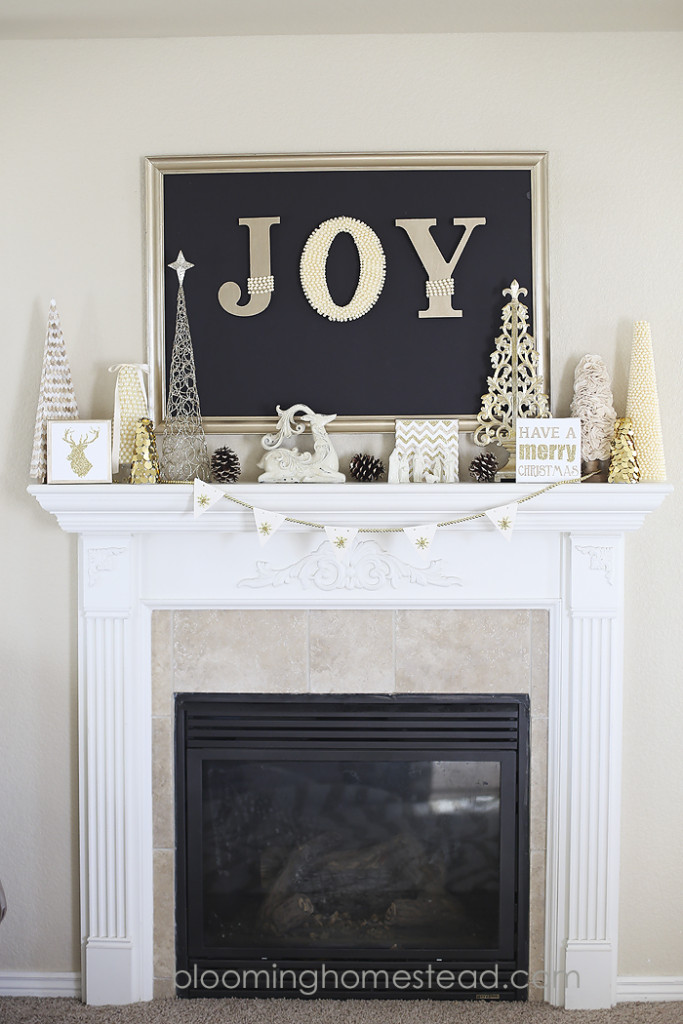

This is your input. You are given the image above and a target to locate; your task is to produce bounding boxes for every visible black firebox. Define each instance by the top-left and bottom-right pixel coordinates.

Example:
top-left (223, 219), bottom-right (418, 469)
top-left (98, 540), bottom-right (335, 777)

top-left (175, 694), bottom-right (529, 1000)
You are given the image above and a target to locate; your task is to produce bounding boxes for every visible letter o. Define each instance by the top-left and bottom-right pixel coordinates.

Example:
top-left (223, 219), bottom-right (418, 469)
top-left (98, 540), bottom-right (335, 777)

top-left (300, 216), bottom-right (386, 322)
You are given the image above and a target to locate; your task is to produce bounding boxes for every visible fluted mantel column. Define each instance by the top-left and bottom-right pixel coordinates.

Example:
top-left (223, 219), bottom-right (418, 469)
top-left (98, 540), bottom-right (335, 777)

top-left (548, 534), bottom-right (625, 1009)
top-left (78, 534), bottom-right (153, 1005)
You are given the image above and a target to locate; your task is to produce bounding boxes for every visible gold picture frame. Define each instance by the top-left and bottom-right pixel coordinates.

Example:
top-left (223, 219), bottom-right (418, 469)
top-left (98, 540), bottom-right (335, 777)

top-left (146, 151), bottom-right (549, 433)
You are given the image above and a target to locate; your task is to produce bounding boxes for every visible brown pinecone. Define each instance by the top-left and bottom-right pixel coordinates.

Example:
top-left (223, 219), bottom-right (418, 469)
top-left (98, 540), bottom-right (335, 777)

top-left (211, 446), bottom-right (241, 483)
top-left (349, 453), bottom-right (385, 482)
top-left (469, 452), bottom-right (499, 482)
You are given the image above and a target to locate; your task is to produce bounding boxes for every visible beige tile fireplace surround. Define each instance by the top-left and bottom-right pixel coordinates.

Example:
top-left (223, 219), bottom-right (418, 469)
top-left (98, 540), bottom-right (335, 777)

top-left (29, 480), bottom-right (671, 1011)
top-left (151, 608), bottom-right (549, 1000)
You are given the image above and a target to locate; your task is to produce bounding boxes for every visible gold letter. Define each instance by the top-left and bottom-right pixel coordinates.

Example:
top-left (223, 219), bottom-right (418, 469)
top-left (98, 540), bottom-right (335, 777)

top-left (217, 216), bottom-right (280, 317)
top-left (395, 217), bottom-right (486, 318)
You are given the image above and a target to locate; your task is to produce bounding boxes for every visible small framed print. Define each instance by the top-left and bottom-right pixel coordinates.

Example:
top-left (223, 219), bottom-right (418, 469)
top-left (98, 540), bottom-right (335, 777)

top-left (47, 420), bottom-right (112, 483)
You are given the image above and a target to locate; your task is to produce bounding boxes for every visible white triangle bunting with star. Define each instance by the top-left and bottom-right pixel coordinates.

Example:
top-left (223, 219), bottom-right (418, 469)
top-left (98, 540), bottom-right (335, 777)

top-left (193, 478), bottom-right (225, 518)
top-left (324, 526), bottom-right (358, 562)
top-left (484, 501), bottom-right (518, 541)
top-left (253, 507), bottom-right (287, 546)
top-left (403, 522), bottom-right (438, 562)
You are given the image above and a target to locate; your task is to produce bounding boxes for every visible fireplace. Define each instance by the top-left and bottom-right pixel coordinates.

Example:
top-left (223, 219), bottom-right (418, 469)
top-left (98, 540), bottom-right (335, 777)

top-left (175, 694), bottom-right (529, 999)
top-left (29, 480), bottom-right (670, 1008)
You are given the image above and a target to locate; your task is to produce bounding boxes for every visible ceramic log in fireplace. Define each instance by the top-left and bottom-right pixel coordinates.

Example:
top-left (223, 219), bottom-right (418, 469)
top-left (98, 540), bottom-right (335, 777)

top-left (175, 694), bottom-right (530, 999)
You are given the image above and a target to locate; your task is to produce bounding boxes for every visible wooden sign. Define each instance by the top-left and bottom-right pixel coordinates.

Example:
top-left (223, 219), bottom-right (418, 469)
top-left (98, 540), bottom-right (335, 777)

top-left (516, 418), bottom-right (581, 481)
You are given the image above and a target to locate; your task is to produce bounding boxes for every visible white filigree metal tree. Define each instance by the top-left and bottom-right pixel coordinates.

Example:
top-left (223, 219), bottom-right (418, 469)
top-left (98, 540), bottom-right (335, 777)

top-left (473, 280), bottom-right (549, 477)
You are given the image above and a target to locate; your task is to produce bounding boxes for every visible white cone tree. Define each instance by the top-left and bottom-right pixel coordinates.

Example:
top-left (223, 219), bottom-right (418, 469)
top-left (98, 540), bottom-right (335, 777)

top-left (29, 300), bottom-right (79, 482)
top-left (626, 321), bottom-right (666, 482)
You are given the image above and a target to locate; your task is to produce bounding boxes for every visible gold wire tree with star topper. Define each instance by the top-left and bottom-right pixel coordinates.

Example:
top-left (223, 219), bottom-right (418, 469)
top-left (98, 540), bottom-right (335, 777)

top-left (160, 251), bottom-right (211, 482)
top-left (473, 280), bottom-right (550, 479)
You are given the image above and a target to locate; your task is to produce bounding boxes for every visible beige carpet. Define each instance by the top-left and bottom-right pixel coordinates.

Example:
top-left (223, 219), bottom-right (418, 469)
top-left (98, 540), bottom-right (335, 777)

top-left (2, 999), bottom-right (683, 1024)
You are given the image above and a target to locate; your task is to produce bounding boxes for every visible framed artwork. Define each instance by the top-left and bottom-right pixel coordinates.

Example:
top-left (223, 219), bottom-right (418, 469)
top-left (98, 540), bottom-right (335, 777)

top-left (47, 420), bottom-right (112, 483)
top-left (146, 152), bottom-right (549, 433)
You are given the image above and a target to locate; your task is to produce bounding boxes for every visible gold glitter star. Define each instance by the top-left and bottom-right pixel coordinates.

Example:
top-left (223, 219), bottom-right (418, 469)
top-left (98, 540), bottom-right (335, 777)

top-left (197, 494), bottom-right (210, 508)
top-left (415, 536), bottom-right (429, 550)
top-left (498, 516), bottom-right (512, 531)
top-left (334, 536), bottom-right (348, 549)
top-left (259, 522), bottom-right (272, 536)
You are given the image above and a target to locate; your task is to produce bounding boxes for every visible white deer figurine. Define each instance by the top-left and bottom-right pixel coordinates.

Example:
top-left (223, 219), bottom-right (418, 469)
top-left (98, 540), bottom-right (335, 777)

top-left (258, 404), bottom-right (345, 483)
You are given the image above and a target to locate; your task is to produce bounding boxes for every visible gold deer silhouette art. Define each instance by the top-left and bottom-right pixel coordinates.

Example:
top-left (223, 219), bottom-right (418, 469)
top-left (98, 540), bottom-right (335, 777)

top-left (63, 426), bottom-right (101, 478)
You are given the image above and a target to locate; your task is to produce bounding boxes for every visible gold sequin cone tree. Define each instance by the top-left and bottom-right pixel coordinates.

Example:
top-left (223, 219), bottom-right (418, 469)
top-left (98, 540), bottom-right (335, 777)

top-left (131, 418), bottom-right (160, 483)
top-left (625, 320), bottom-right (666, 481)
top-left (160, 252), bottom-right (210, 482)
top-left (29, 300), bottom-right (79, 482)
top-left (608, 417), bottom-right (640, 483)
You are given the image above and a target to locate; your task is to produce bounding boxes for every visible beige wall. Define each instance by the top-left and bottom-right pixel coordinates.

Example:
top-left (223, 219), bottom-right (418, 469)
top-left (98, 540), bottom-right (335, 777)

top-left (0, 32), bottom-right (681, 978)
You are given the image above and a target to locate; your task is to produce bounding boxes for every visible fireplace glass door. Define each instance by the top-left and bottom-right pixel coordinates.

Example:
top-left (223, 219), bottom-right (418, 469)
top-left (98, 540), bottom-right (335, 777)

top-left (176, 695), bottom-right (529, 999)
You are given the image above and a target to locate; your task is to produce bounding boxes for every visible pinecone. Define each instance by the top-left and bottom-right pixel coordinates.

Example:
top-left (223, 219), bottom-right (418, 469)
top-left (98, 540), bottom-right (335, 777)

top-left (349, 453), bottom-right (385, 482)
top-left (211, 446), bottom-right (241, 483)
top-left (469, 452), bottom-right (499, 482)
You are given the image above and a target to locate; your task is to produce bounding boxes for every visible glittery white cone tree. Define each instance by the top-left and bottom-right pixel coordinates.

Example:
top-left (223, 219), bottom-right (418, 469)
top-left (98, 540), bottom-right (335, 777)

top-left (160, 252), bottom-right (210, 482)
top-left (29, 299), bottom-right (79, 482)
top-left (626, 320), bottom-right (666, 481)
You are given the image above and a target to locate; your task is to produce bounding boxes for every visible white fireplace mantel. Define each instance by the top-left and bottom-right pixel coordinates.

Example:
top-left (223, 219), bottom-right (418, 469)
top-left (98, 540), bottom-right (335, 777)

top-left (30, 481), bottom-right (671, 1009)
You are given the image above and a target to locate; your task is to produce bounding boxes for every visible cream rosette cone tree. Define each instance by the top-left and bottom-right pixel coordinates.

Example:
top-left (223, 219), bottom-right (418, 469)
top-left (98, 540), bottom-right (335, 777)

top-left (570, 354), bottom-right (617, 475)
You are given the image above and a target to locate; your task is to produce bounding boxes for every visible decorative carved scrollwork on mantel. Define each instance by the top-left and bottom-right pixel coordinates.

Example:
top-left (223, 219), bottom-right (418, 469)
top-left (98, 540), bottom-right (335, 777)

top-left (239, 539), bottom-right (462, 592)
top-left (575, 545), bottom-right (615, 586)
top-left (87, 547), bottom-right (126, 588)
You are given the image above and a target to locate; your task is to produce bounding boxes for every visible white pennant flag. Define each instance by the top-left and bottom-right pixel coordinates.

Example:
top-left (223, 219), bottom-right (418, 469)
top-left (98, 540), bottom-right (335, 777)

top-left (324, 526), bottom-right (358, 562)
top-left (253, 506), bottom-right (287, 546)
top-left (403, 523), bottom-right (438, 562)
top-left (484, 502), bottom-right (518, 541)
top-left (193, 478), bottom-right (225, 518)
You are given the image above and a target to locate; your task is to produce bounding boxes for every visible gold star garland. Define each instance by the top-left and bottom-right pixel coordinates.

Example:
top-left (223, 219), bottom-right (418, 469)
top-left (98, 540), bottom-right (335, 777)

top-left (211, 473), bottom-right (598, 533)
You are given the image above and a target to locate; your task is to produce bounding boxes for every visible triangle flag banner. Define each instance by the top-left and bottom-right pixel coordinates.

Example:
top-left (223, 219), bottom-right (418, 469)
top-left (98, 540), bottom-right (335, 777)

top-left (193, 478), bottom-right (225, 518)
top-left (253, 507), bottom-right (287, 546)
top-left (484, 502), bottom-right (518, 541)
top-left (324, 526), bottom-right (359, 562)
top-left (403, 522), bottom-right (438, 561)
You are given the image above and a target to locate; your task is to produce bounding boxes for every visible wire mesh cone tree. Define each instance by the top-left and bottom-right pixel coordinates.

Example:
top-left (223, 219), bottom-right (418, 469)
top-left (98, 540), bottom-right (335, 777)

top-left (29, 299), bottom-right (79, 482)
top-left (160, 252), bottom-right (210, 482)
top-left (626, 320), bottom-right (666, 481)
top-left (473, 280), bottom-right (549, 477)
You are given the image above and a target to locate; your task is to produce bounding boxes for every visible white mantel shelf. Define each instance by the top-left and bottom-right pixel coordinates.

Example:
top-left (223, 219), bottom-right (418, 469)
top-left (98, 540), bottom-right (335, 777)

top-left (29, 481), bottom-right (671, 1010)
top-left (28, 481), bottom-right (671, 533)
